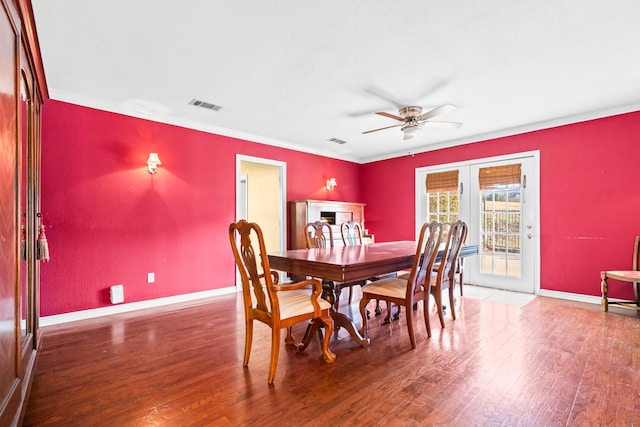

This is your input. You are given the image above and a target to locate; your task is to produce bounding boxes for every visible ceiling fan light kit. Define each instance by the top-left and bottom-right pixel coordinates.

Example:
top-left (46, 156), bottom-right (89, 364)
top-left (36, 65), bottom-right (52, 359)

top-left (401, 124), bottom-right (421, 134)
top-left (362, 103), bottom-right (462, 139)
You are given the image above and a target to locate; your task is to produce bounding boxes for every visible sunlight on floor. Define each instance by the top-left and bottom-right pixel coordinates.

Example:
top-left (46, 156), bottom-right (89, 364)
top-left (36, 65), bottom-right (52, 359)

top-left (461, 284), bottom-right (536, 308)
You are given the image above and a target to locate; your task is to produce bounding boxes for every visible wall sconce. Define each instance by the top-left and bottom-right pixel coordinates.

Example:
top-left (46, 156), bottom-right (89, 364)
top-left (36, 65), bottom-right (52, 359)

top-left (326, 177), bottom-right (337, 191)
top-left (147, 153), bottom-right (162, 174)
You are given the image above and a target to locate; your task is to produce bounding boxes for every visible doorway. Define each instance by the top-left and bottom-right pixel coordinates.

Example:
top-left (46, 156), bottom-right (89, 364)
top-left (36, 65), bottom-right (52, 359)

top-left (416, 151), bottom-right (539, 294)
top-left (236, 155), bottom-right (287, 285)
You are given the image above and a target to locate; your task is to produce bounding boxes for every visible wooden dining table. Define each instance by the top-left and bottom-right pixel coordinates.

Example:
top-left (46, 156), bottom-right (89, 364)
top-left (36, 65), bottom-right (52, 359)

top-left (268, 240), bottom-right (479, 346)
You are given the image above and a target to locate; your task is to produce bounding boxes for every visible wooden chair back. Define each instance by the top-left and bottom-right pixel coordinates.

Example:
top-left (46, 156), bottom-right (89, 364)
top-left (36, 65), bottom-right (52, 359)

top-left (340, 221), bottom-right (363, 246)
top-left (407, 221), bottom-right (443, 295)
top-left (305, 221), bottom-right (334, 249)
top-left (229, 219), bottom-right (278, 316)
top-left (439, 220), bottom-right (468, 283)
top-left (456, 221), bottom-right (469, 276)
top-left (429, 220), bottom-right (468, 327)
top-left (633, 236), bottom-right (640, 271)
top-left (432, 221), bottom-right (469, 292)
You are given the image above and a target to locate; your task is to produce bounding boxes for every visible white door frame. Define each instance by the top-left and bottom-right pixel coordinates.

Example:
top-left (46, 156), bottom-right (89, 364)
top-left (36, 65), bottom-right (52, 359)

top-left (235, 155), bottom-right (287, 289)
top-left (415, 150), bottom-right (540, 294)
top-left (238, 174), bottom-right (248, 220)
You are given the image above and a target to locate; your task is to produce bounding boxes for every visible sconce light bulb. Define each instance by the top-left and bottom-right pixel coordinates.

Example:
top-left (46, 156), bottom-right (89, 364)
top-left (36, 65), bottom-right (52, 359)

top-left (147, 153), bottom-right (162, 174)
top-left (326, 178), bottom-right (337, 191)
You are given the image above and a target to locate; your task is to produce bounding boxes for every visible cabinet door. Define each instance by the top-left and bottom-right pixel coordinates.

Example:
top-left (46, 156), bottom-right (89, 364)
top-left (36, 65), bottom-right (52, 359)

top-left (0, 2), bottom-right (43, 425)
top-left (0, 1), bottom-right (20, 424)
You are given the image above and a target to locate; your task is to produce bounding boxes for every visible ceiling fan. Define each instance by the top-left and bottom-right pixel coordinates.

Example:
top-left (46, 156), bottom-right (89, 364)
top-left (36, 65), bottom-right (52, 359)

top-left (362, 104), bottom-right (463, 140)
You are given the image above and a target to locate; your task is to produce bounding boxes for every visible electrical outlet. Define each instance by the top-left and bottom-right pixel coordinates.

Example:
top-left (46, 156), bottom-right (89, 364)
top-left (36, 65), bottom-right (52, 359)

top-left (147, 272), bottom-right (155, 283)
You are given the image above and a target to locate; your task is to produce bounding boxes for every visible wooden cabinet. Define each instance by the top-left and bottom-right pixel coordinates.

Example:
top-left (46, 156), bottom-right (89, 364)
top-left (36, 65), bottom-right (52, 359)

top-left (289, 200), bottom-right (366, 249)
top-left (0, 1), bottom-right (46, 425)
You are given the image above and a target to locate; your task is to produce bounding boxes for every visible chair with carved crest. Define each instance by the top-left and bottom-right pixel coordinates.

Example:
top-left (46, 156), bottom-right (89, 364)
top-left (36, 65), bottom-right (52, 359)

top-left (229, 219), bottom-right (335, 384)
top-left (340, 221), bottom-right (364, 304)
top-left (339, 220), bottom-right (388, 316)
top-left (359, 221), bottom-right (443, 347)
top-left (429, 220), bottom-right (468, 327)
top-left (305, 221), bottom-right (365, 309)
top-left (433, 221), bottom-right (469, 296)
top-left (305, 221), bottom-right (334, 249)
top-left (340, 220), bottom-right (364, 247)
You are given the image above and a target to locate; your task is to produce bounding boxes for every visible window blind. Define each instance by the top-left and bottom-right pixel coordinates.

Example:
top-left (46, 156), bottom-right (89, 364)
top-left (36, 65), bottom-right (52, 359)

top-left (426, 170), bottom-right (459, 193)
top-left (478, 164), bottom-right (521, 190)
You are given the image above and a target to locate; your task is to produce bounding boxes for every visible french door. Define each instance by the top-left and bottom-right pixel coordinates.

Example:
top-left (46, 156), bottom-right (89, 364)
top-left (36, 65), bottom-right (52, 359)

top-left (416, 152), bottom-right (539, 293)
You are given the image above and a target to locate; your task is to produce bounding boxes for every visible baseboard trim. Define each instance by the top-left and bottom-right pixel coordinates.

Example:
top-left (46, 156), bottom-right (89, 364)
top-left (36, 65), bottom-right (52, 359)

top-left (39, 286), bottom-right (602, 327)
top-left (536, 288), bottom-right (601, 306)
top-left (40, 287), bottom-right (238, 327)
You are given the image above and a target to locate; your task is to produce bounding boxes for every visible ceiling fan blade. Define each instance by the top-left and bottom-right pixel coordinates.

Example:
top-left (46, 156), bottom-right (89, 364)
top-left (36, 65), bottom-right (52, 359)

top-left (347, 108), bottom-right (385, 118)
top-left (375, 111), bottom-right (405, 121)
top-left (362, 124), bottom-right (403, 134)
top-left (423, 121), bottom-right (463, 129)
top-left (418, 104), bottom-right (456, 121)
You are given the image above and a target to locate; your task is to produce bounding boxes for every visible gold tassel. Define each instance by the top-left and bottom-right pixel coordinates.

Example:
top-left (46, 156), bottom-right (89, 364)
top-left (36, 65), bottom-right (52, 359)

top-left (37, 224), bottom-right (50, 262)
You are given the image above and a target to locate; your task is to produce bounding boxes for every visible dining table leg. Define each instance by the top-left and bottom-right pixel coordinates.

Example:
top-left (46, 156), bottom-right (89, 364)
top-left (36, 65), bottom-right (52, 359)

top-left (321, 280), bottom-right (370, 347)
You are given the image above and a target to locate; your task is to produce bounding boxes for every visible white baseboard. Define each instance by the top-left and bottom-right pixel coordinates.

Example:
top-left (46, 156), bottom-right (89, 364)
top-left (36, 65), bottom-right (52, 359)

top-left (40, 286), bottom-right (239, 327)
top-left (536, 288), bottom-right (601, 306)
top-left (39, 286), bottom-right (602, 328)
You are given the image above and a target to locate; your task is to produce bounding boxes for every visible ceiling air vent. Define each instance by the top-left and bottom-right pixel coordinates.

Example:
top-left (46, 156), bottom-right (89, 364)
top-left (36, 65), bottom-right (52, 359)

top-left (189, 98), bottom-right (223, 111)
top-left (328, 137), bottom-right (347, 145)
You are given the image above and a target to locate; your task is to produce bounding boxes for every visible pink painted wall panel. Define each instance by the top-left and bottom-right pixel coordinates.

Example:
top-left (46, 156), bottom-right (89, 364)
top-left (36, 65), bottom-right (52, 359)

top-left (40, 98), bottom-right (640, 315)
top-left (40, 100), bottom-right (361, 316)
top-left (361, 111), bottom-right (640, 298)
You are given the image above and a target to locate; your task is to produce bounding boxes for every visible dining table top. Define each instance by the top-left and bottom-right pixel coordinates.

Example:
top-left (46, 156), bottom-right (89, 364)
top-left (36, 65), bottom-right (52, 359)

top-left (268, 240), bottom-right (479, 283)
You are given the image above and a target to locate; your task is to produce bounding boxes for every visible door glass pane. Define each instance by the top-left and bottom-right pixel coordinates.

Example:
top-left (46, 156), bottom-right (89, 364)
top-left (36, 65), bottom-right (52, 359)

top-left (20, 74), bottom-right (30, 340)
top-left (479, 169), bottom-right (522, 278)
top-left (428, 191), bottom-right (459, 237)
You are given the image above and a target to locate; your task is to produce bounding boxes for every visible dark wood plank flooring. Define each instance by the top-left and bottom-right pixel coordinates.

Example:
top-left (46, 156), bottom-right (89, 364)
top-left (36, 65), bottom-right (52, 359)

top-left (23, 289), bottom-right (640, 426)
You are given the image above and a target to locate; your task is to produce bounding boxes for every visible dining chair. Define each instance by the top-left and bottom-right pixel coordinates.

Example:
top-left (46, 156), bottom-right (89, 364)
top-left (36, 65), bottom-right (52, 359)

top-left (305, 221), bottom-right (365, 309)
top-left (341, 220), bottom-right (390, 316)
top-left (601, 236), bottom-right (640, 312)
top-left (340, 221), bottom-right (364, 304)
top-left (455, 223), bottom-right (469, 296)
top-left (229, 219), bottom-right (335, 384)
top-left (341, 220), bottom-right (363, 247)
top-left (430, 220), bottom-right (468, 328)
top-left (359, 221), bottom-right (443, 347)
top-left (305, 220), bottom-right (334, 249)
top-left (433, 221), bottom-right (469, 296)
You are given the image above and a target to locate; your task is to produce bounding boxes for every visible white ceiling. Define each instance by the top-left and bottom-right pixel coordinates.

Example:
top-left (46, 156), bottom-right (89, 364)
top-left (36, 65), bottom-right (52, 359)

top-left (31, 0), bottom-right (640, 163)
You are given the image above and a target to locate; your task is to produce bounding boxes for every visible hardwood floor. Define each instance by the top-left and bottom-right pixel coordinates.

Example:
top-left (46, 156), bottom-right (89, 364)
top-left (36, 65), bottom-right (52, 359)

top-left (23, 288), bottom-right (640, 426)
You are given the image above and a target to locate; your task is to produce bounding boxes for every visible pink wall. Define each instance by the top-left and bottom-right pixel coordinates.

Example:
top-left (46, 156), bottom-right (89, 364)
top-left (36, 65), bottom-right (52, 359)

top-left (361, 111), bottom-right (640, 298)
top-left (40, 101), bottom-right (361, 316)
top-left (41, 100), bottom-right (640, 316)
